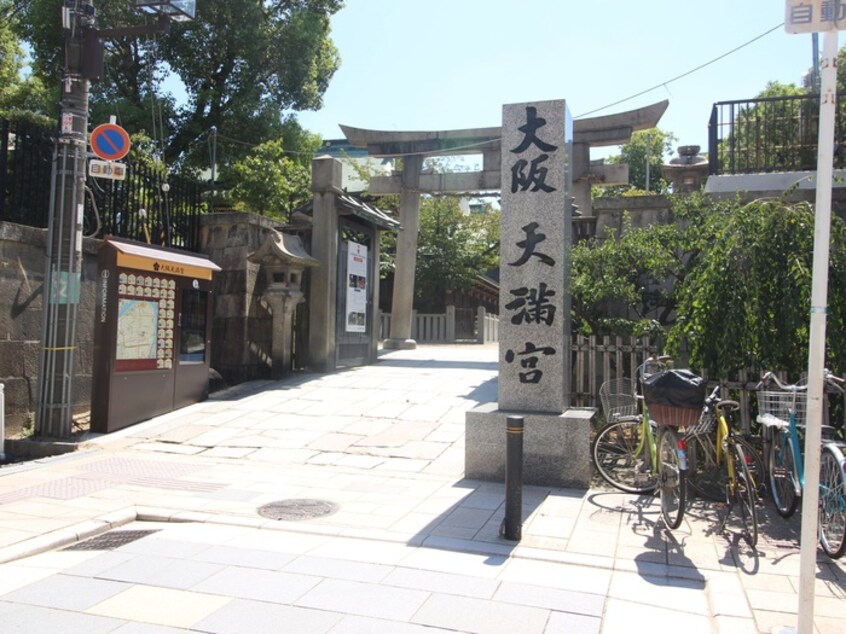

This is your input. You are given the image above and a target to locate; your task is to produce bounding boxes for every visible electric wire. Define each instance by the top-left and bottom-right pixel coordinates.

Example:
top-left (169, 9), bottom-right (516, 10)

top-left (324, 22), bottom-right (787, 159)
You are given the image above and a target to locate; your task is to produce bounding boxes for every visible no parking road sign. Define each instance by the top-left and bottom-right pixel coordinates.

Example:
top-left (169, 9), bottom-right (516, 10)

top-left (90, 122), bottom-right (131, 161)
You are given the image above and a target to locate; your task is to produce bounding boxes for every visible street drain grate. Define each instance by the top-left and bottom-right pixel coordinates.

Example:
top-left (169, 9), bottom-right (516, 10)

top-left (62, 529), bottom-right (160, 551)
top-left (257, 499), bottom-right (339, 521)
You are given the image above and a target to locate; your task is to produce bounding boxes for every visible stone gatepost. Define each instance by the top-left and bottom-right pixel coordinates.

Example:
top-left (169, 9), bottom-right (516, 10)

top-left (465, 99), bottom-right (595, 489)
top-left (248, 230), bottom-right (318, 378)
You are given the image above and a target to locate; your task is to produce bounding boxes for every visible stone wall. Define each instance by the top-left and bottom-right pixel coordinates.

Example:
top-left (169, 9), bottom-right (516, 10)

top-left (200, 212), bottom-right (283, 385)
top-left (0, 212), bottom-right (290, 436)
top-left (592, 194), bottom-right (672, 239)
top-left (0, 222), bottom-right (98, 435)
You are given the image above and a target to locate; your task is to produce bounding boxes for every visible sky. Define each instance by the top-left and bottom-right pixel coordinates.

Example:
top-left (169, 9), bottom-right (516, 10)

top-left (294, 0), bottom-right (823, 162)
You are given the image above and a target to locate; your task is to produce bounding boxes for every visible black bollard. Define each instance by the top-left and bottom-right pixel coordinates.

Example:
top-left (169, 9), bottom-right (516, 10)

top-left (501, 415), bottom-right (524, 541)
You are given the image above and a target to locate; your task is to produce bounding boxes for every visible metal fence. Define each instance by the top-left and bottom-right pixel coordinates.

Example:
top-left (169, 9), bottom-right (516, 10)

top-left (1, 118), bottom-right (206, 252)
top-left (708, 93), bottom-right (846, 175)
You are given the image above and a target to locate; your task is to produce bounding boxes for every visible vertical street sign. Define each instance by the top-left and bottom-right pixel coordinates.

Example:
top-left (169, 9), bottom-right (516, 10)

top-left (785, 0), bottom-right (846, 33)
top-left (784, 4), bottom-right (842, 633)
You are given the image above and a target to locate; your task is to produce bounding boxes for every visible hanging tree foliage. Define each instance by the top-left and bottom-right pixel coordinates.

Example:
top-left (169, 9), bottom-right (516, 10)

top-left (666, 197), bottom-right (846, 378)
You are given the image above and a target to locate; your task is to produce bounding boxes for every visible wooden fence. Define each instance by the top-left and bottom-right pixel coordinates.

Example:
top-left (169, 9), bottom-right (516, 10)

top-left (378, 311), bottom-right (844, 434)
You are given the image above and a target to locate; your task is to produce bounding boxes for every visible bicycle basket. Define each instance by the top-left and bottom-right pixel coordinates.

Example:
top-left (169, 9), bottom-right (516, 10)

top-left (643, 369), bottom-right (706, 427)
top-left (757, 390), bottom-right (807, 425)
top-left (599, 378), bottom-right (638, 422)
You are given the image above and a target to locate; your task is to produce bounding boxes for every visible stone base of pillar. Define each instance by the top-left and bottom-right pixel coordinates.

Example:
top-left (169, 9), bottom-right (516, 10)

top-left (383, 338), bottom-right (417, 350)
top-left (465, 403), bottom-right (596, 488)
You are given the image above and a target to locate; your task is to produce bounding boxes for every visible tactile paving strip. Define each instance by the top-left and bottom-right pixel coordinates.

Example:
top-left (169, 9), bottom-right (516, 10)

top-left (0, 458), bottom-right (225, 504)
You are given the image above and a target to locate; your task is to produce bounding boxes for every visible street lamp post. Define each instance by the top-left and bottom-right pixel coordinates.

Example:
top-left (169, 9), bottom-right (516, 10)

top-left (35, 0), bottom-right (195, 437)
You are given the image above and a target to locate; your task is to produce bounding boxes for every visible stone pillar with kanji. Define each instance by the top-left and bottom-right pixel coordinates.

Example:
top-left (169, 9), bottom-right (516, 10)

top-left (465, 99), bottom-right (595, 489)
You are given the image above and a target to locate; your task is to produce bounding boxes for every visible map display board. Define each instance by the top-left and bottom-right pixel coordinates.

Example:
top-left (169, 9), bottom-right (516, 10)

top-left (114, 269), bottom-right (176, 371)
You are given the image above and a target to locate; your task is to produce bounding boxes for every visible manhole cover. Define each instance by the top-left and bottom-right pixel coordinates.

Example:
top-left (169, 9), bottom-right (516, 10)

top-left (62, 529), bottom-right (160, 551)
top-left (257, 498), bottom-right (339, 521)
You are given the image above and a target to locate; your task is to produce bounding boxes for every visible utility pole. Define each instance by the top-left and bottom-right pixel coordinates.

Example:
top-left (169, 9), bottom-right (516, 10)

top-left (35, 0), bottom-right (195, 437)
top-left (35, 0), bottom-right (96, 437)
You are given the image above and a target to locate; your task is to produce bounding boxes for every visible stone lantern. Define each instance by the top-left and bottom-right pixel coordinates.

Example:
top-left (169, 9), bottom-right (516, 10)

top-left (247, 230), bottom-right (319, 378)
top-left (662, 145), bottom-right (709, 193)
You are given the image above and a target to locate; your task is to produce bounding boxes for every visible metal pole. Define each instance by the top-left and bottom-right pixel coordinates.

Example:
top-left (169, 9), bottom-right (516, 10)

top-left (1, 382), bottom-right (6, 462)
top-left (796, 28), bottom-right (838, 634)
top-left (502, 415), bottom-right (524, 541)
top-left (35, 0), bottom-right (93, 437)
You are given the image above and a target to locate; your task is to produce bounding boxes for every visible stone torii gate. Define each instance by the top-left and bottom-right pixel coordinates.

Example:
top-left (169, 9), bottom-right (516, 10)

top-left (341, 99), bottom-right (668, 350)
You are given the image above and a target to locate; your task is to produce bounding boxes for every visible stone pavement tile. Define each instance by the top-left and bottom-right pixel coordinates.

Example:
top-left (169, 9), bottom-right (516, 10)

top-left (1, 573), bottom-right (128, 610)
top-left (439, 506), bottom-right (495, 530)
top-left (492, 580), bottom-right (605, 616)
top-left (496, 558), bottom-right (612, 596)
top-left (377, 457), bottom-right (429, 472)
top-left (328, 614), bottom-right (458, 634)
top-left (189, 543), bottom-right (294, 570)
top-left (284, 554), bottom-right (393, 583)
top-left (410, 593), bottom-right (550, 634)
top-left (306, 432), bottom-right (362, 452)
top-left (397, 403), bottom-right (453, 422)
top-left (110, 623), bottom-right (190, 633)
top-left (195, 599), bottom-right (341, 634)
top-left (86, 585), bottom-right (231, 629)
top-left (817, 614), bottom-right (846, 634)
top-left (811, 593), bottom-right (846, 619)
top-left (62, 551), bottom-right (138, 578)
top-left (198, 446), bottom-right (256, 459)
top-left (0, 602), bottom-right (124, 634)
top-left (0, 562), bottom-right (59, 594)
top-left (383, 566), bottom-right (499, 599)
top-left (296, 577), bottom-right (429, 621)
top-left (608, 569), bottom-right (710, 615)
top-left (544, 610), bottom-right (602, 634)
top-left (246, 447), bottom-right (320, 463)
top-left (604, 598), bottom-right (713, 634)
top-left (400, 546), bottom-right (508, 579)
top-left (129, 442), bottom-right (205, 455)
top-left (192, 566), bottom-right (322, 603)
top-left (90, 554), bottom-right (224, 590)
top-left (713, 615), bottom-right (758, 634)
top-left (752, 608), bottom-right (796, 633)
top-left (306, 535), bottom-right (416, 566)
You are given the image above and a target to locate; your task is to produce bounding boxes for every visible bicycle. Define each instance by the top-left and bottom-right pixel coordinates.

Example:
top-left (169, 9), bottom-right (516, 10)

top-left (592, 356), bottom-right (695, 529)
top-left (686, 386), bottom-right (766, 505)
top-left (757, 370), bottom-right (846, 559)
top-left (686, 388), bottom-right (758, 546)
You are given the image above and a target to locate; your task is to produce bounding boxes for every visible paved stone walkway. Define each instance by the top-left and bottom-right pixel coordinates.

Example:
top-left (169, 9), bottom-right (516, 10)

top-left (0, 344), bottom-right (844, 632)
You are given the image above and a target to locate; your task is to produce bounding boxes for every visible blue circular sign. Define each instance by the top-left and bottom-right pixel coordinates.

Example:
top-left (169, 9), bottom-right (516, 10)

top-left (90, 123), bottom-right (131, 161)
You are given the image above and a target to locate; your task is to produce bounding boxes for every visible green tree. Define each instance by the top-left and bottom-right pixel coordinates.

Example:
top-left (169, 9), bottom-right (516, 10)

top-left (600, 128), bottom-right (677, 196)
top-left (13, 0), bottom-right (342, 165)
top-left (667, 197), bottom-right (846, 378)
top-left (413, 196), bottom-right (500, 312)
top-left (718, 81), bottom-right (813, 173)
top-left (229, 138), bottom-right (311, 220)
top-left (0, 2), bottom-right (50, 115)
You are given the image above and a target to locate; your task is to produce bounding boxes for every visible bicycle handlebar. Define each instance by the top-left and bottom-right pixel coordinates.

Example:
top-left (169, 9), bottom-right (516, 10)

top-left (756, 369), bottom-right (845, 394)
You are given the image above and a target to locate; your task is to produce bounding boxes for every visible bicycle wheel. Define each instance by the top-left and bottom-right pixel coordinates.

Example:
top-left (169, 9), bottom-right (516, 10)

top-left (818, 444), bottom-right (846, 559)
top-left (736, 435), bottom-right (767, 502)
top-left (730, 441), bottom-right (758, 548)
top-left (686, 432), bottom-right (723, 501)
top-left (591, 419), bottom-right (657, 494)
top-left (769, 428), bottom-right (800, 518)
top-left (658, 426), bottom-right (686, 529)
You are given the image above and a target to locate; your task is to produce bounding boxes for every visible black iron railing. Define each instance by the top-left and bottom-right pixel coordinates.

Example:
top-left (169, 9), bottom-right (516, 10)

top-left (1, 117), bottom-right (206, 252)
top-left (708, 94), bottom-right (846, 175)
